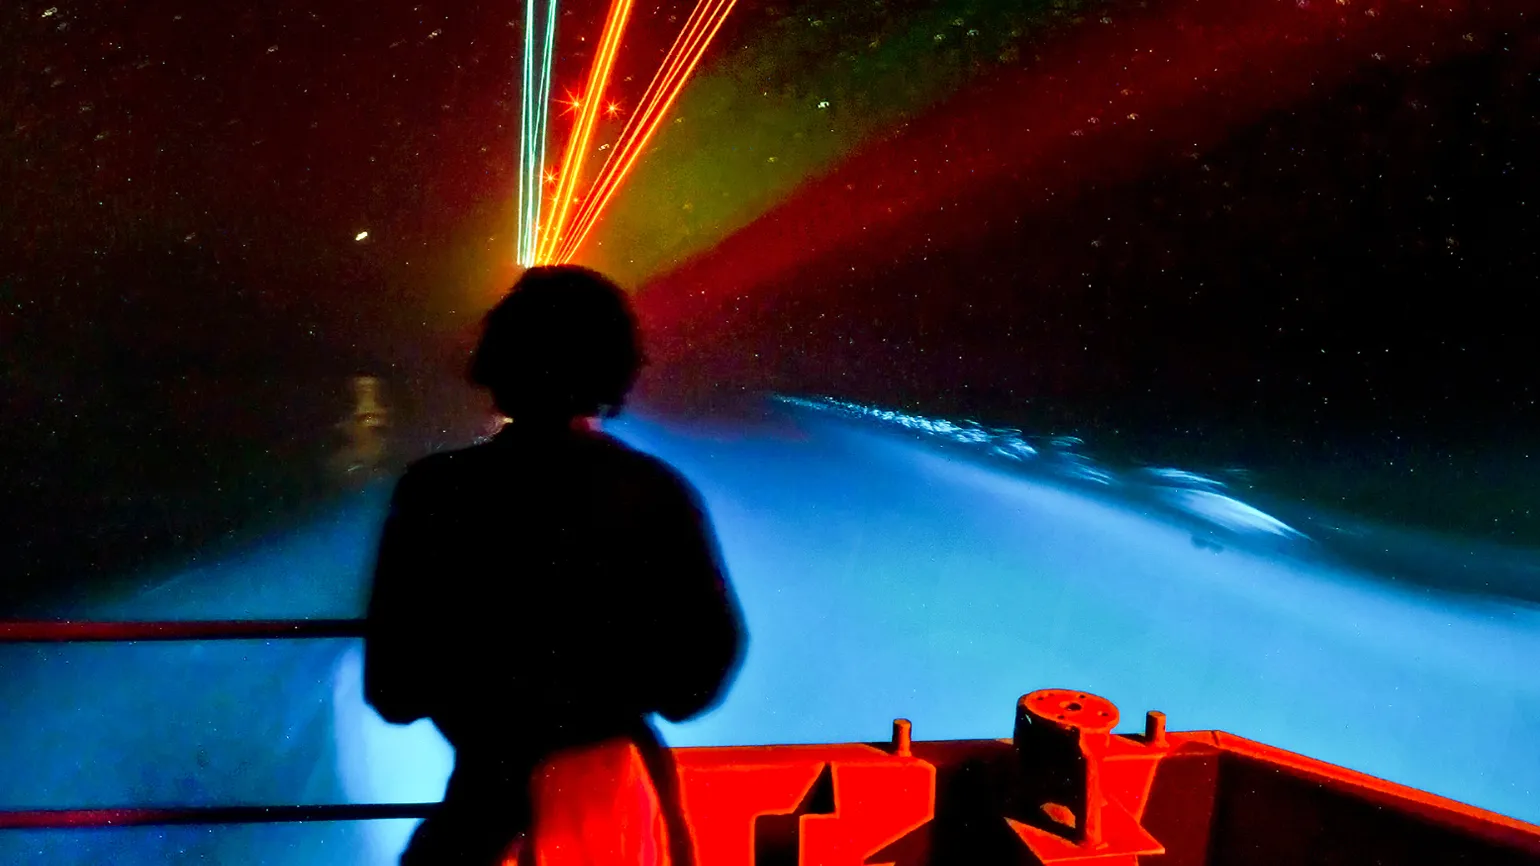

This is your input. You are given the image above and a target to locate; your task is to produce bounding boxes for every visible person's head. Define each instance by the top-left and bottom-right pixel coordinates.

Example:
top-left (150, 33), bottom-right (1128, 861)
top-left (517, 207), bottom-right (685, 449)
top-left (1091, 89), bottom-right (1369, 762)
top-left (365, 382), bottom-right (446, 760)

top-left (468, 266), bottom-right (644, 423)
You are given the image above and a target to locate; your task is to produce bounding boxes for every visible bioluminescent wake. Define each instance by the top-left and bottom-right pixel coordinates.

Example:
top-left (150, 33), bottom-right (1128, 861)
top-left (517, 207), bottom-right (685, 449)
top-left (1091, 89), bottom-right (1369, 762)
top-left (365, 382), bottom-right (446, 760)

top-left (773, 395), bottom-right (1304, 542)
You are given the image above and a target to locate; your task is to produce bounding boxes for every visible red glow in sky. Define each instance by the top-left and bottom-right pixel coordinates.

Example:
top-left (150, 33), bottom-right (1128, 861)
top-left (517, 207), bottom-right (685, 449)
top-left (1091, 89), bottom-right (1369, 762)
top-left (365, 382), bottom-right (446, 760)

top-left (635, 0), bottom-right (1519, 341)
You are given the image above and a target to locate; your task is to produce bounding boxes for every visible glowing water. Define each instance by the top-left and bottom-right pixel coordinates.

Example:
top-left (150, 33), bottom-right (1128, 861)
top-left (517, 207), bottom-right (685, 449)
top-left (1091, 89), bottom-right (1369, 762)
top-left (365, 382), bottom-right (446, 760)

top-left (3, 401), bottom-right (1536, 864)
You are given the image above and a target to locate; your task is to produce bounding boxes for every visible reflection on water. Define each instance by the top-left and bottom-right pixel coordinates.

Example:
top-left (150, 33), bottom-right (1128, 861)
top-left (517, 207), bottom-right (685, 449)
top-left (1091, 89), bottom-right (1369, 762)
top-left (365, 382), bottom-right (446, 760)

top-left (330, 376), bottom-right (390, 484)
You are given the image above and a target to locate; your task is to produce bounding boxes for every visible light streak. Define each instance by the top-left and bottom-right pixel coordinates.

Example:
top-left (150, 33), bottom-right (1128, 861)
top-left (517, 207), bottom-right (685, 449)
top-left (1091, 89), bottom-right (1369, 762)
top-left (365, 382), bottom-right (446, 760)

top-left (535, 0), bottom-right (637, 263)
top-left (552, 0), bottom-right (739, 264)
top-left (531, 0), bottom-right (559, 260)
top-left (517, 0), bottom-right (560, 267)
top-left (552, 0), bottom-right (723, 262)
top-left (516, 0), bottom-right (535, 265)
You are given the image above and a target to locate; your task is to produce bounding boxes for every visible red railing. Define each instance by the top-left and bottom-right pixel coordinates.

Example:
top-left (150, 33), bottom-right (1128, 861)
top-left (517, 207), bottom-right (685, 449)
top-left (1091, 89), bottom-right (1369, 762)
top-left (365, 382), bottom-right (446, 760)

top-left (0, 618), bottom-right (437, 831)
top-left (0, 618), bottom-right (365, 643)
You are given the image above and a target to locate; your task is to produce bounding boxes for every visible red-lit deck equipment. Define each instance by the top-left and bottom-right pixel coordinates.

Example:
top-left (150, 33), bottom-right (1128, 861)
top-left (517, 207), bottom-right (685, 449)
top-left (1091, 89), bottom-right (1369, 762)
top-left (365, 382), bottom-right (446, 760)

top-left (669, 687), bottom-right (1540, 865)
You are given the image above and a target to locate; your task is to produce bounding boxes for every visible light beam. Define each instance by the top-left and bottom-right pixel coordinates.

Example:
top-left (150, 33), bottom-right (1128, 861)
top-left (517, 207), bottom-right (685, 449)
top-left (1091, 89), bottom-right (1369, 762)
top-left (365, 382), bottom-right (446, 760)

top-left (517, 0), bottom-right (560, 268)
top-left (536, 0), bottom-right (637, 263)
top-left (553, 0), bottom-right (739, 264)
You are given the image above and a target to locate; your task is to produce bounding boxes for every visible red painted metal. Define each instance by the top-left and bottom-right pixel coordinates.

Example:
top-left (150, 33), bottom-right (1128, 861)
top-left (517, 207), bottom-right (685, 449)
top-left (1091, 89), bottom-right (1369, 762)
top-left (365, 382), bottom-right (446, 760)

top-left (1009, 689), bottom-right (1163, 865)
top-left (669, 743), bottom-right (935, 866)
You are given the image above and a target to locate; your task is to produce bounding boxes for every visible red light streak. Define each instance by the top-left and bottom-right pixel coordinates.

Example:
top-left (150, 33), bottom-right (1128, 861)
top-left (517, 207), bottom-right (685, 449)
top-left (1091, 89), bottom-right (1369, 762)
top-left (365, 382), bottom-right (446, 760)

top-left (628, 0), bottom-right (1527, 360)
top-left (601, 0), bottom-right (718, 171)
top-left (554, 0), bottom-right (730, 263)
top-left (554, 0), bottom-right (738, 264)
top-left (536, 0), bottom-right (637, 263)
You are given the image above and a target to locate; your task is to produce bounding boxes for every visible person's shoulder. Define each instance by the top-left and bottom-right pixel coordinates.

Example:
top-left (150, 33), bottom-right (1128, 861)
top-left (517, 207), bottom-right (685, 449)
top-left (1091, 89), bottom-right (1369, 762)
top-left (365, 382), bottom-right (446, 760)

top-left (392, 442), bottom-right (499, 495)
top-left (592, 434), bottom-right (702, 502)
top-left (405, 441), bottom-right (496, 475)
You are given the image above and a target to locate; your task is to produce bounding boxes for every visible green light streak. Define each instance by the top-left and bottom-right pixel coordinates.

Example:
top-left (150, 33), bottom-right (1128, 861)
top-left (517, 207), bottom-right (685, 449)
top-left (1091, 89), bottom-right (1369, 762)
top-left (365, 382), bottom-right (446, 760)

top-left (532, 0), bottom-right (559, 265)
top-left (583, 0), bottom-right (1103, 285)
top-left (517, 0), bottom-right (536, 265)
top-left (518, 0), bottom-right (559, 268)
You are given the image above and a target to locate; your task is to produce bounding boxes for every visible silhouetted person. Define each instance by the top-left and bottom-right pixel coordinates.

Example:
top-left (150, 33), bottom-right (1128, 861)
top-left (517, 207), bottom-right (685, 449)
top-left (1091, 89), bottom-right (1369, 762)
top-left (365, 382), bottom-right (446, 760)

top-left (365, 266), bottom-right (747, 866)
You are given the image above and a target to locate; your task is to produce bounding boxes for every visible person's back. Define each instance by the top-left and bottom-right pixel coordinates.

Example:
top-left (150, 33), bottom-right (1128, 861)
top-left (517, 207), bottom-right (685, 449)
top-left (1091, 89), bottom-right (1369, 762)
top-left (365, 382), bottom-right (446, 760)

top-left (364, 266), bottom-right (746, 866)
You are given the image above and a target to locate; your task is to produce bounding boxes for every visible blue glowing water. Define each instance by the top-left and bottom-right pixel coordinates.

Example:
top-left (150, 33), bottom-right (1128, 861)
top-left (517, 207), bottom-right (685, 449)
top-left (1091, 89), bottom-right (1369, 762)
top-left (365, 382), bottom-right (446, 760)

top-left (2, 400), bottom-right (1537, 864)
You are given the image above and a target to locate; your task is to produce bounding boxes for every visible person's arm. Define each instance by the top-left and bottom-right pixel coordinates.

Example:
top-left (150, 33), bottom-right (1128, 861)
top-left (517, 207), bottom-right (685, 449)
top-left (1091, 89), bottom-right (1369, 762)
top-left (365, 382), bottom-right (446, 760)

top-left (364, 469), bottom-right (435, 725)
top-left (649, 475), bottom-right (747, 724)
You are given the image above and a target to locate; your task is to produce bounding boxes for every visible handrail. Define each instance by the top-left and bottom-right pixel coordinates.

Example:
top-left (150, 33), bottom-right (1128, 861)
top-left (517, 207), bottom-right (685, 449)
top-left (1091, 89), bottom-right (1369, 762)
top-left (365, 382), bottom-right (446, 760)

top-left (0, 616), bottom-right (412, 833)
top-left (0, 619), bottom-right (366, 643)
top-left (0, 803), bottom-right (436, 830)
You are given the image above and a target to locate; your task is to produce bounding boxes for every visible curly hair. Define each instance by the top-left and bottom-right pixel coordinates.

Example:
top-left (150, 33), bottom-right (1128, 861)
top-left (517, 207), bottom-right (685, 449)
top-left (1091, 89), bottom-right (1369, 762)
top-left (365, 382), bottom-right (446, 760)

top-left (468, 266), bottom-right (644, 420)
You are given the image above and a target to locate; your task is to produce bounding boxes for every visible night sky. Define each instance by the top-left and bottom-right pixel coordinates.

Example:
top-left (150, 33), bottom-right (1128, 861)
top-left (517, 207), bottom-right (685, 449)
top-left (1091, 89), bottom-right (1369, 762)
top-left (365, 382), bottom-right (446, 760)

top-left (3, 0), bottom-right (1538, 606)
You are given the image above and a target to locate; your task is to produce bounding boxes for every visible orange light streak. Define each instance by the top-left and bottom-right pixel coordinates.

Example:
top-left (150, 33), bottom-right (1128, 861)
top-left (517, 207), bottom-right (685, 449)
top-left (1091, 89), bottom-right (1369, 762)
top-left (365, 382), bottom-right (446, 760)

top-left (536, 0), bottom-right (636, 263)
top-left (553, 0), bottom-right (722, 261)
top-left (554, 0), bottom-right (738, 264)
